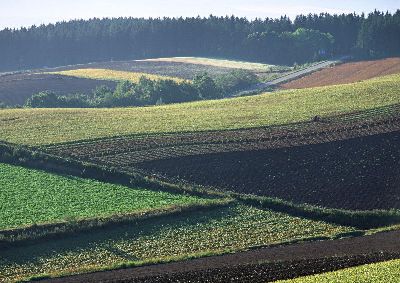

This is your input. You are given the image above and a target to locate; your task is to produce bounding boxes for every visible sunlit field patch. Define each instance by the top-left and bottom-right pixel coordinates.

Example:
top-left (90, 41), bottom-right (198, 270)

top-left (0, 204), bottom-right (354, 281)
top-left (0, 162), bottom-right (212, 230)
top-left (1, 74), bottom-right (400, 146)
top-left (139, 57), bottom-right (274, 72)
top-left (279, 258), bottom-right (400, 283)
top-left (50, 68), bottom-right (185, 83)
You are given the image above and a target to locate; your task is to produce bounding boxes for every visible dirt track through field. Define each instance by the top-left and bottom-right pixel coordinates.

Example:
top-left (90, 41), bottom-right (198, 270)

top-left (281, 57), bottom-right (400, 89)
top-left (41, 230), bottom-right (400, 283)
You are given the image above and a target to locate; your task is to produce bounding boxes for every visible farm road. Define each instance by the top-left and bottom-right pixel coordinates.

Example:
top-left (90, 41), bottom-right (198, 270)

top-left (237, 57), bottom-right (344, 96)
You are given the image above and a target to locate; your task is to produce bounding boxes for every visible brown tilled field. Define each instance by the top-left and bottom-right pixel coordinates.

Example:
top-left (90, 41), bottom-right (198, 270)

top-left (281, 57), bottom-right (400, 89)
top-left (0, 73), bottom-right (117, 106)
top-left (44, 105), bottom-right (400, 211)
top-left (41, 230), bottom-right (400, 283)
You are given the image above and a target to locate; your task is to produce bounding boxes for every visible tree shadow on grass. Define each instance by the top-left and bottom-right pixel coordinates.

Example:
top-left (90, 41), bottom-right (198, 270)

top-left (0, 204), bottom-right (236, 266)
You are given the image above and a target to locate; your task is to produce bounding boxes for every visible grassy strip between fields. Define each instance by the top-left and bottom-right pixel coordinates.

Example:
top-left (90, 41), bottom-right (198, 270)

top-left (0, 162), bottom-right (218, 231)
top-left (49, 68), bottom-right (185, 83)
top-left (1, 203), bottom-right (354, 282)
top-left (239, 194), bottom-right (400, 230)
top-left (278, 258), bottom-right (400, 283)
top-left (0, 199), bottom-right (233, 246)
top-left (0, 141), bottom-right (225, 199)
top-left (1, 73), bottom-right (400, 146)
top-left (2, 141), bottom-right (399, 232)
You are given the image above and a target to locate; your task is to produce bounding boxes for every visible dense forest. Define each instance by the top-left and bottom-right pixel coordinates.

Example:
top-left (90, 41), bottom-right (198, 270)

top-left (0, 10), bottom-right (399, 71)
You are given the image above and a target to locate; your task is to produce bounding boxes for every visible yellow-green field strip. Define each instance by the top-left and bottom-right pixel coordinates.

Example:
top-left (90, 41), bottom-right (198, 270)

top-left (279, 259), bottom-right (400, 283)
top-left (48, 68), bottom-right (186, 83)
top-left (138, 57), bottom-right (274, 72)
top-left (0, 74), bottom-right (399, 146)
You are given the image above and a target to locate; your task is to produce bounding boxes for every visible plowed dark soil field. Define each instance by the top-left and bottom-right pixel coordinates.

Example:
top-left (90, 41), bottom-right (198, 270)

top-left (138, 131), bottom-right (400, 210)
top-left (44, 105), bottom-right (400, 211)
top-left (40, 230), bottom-right (400, 283)
top-left (281, 57), bottom-right (400, 89)
top-left (0, 73), bottom-right (117, 106)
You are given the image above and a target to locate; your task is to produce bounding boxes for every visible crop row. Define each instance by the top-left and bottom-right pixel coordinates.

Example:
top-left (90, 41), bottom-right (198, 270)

top-left (45, 106), bottom-right (400, 164)
top-left (0, 162), bottom-right (211, 231)
top-left (121, 254), bottom-right (400, 283)
top-left (281, 258), bottom-right (400, 283)
top-left (0, 204), bottom-right (353, 282)
top-left (2, 74), bottom-right (400, 146)
top-left (136, 131), bottom-right (400, 211)
top-left (52, 59), bottom-right (242, 80)
top-left (140, 57), bottom-right (276, 72)
top-left (50, 68), bottom-right (185, 83)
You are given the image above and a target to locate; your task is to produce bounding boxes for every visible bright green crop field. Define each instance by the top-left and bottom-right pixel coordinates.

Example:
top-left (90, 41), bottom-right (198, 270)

top-left (279, 259), bottom-right (400, 283)
top-left (0, 74), bottom-right (399, 146)
top-left (0, 204), bottom-right (354, 281)
top-left (0, 163), bottom-right (212, 230)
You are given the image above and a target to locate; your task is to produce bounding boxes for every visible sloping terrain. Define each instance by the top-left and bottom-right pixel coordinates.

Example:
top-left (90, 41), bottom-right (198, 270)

top-left (45, 105), bottom-right (400, 211)
top-left (47, 60), bottom-right (241, 80)
top-left (137, 131), bottom-right (400, 210)
top-left (139, 57), bottom-right (274, 72)
top-left (39, 230), bottom-right (400, 283)
top-left (0, 73), bottom-right (116, 106)
top-left (0, 204), bottom-right (353, 282)
top-left (281, 57), bottom-right (400, 89)
top-left (0, 162), bottom-right (211, 230)
top-left (0, 72), bottom-right (399, 282)
top-left (280, 258), bottom-right (400, 283)
top-left (51, 69), bottom-right (185, 83)
top-left (1, 74), bottom-right (400, 146)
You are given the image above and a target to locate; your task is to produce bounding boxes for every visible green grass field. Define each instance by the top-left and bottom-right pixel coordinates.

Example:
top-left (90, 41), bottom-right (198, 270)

top-left (0, 204), bottom-right (354, 281)
top-left (0, 163), bottom-right (212, 230)
top-left (1, 74), bottom-right (399, 146)
top-left (279, 259), bottom-right (400, 283)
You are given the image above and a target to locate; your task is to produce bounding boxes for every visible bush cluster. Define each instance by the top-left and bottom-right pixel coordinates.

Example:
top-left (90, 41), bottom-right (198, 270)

top-left (25, 70), bottom-right (258, 108)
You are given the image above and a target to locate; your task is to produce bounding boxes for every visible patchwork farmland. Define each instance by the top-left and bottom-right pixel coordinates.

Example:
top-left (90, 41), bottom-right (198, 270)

top-left (1, 4), bottom-right (400, 281)
top-left (0, 57), bottom-right (291, 107)
top-left (0, 60), bottom-right (399, 282)
top-left (0, 73), bottom-right (117, 106)
top-left (37, 230), bottom-right (400, 283)
top-left (51, 68), bottom-right (185, 83)
top-left (0, 55), bottom-right (400, 282)
top-left (281, 57), bottom-right (400, 89)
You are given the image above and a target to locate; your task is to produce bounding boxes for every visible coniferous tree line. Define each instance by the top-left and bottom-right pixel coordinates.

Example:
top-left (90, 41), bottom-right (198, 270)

top-left (0, 10), bottom-right (399, 71)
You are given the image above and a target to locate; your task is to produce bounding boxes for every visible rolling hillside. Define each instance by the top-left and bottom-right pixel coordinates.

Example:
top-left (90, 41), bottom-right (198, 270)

top-left (0, 73), bottom-right (117, 106)
top-left (281, 57), bottom-right (400, 89)
top-left (1, 73), bottom-right (400, 146)
top-left (0, 72), bottom-right (399, 282)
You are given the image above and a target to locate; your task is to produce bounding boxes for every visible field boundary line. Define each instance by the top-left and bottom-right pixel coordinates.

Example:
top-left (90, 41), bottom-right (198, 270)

top-left (0, 198), bottom-right (234, 248)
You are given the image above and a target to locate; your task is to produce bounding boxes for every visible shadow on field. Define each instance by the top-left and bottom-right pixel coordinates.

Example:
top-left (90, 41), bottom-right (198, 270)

top-left (137, 131), bottom-right (400, 211)
top-left (0, 205), bottom-right (234, 265)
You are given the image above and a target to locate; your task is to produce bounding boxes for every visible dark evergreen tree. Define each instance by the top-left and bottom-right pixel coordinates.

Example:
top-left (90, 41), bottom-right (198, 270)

top-left (0, 11), bottom-right (399, 71)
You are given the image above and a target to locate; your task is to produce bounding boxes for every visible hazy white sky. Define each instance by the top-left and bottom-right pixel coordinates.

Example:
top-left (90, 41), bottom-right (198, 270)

top-left (0, 0), bottom-right (399, 29)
